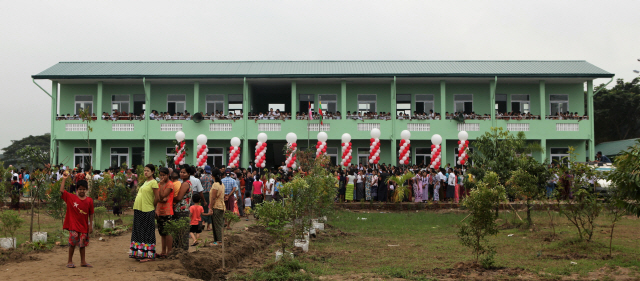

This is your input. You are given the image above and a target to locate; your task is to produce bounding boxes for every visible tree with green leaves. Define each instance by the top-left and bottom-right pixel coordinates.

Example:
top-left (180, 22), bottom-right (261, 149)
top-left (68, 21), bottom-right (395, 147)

top-left (386, 171), bottom-right (415, 203)
top-left (1, 134), bottom-right (50, 168)
top-left (594, 78), bottom-right (640, 143)
top-left (505, 156), bottom-right (552, 227)
top-left (607, 139), bottom-right (640, 216)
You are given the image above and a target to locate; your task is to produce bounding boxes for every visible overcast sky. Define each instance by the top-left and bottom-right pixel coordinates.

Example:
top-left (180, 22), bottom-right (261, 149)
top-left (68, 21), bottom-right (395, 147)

top-left (1, 0), bottom-right (638, 149)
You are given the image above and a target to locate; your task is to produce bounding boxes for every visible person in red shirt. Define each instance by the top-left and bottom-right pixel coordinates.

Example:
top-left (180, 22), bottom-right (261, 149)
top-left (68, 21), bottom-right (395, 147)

top-left (60, 173), bottom-right (94, 268)
top-left (189, 195), bottom-right (204, 246)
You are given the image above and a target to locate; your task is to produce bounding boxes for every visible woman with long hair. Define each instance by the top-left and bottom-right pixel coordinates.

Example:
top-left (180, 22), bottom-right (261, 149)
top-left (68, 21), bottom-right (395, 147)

top-left (129, 164), bottom-right (160, 262)
top-left (155, 167), bottom-right (174, 258)
top-left (173, 166), bottom-right (194, 251)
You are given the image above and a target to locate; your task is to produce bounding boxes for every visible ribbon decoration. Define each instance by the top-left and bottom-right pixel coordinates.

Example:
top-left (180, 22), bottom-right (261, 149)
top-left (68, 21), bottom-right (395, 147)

top-left (174, 131), bottom-right (186, 166)
top-left (398, 130), bottom-right (411, 165)
top-left (285, 133), bottom-right (297, 169)
top-left (229, 137), bottom-right (241, 168)
top-left (196, 134), bottom-right (208, 168)
top-left (430, 134), bottom-right (443, 169)
top-left (457, 131), bottom-right (469, 165)
top-left (340, 133), bottom-right (352, 167)
top-left (255, 133), bottom-right (268, 169)
top-left (369, 128), bottom-right (381, 164)
top-left (316, 132), bottom-right (328, 158)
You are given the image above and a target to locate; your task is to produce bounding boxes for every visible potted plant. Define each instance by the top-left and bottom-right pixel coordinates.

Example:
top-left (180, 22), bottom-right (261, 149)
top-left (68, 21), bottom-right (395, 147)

top-left (0, 210), bottom-right (25, 249)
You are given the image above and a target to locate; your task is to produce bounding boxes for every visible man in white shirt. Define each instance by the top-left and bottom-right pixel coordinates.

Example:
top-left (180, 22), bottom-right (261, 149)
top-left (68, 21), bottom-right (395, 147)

top-left (265, 177), bottom-right (275, 201)
top-left (447, 168), bottom-right (457, 201)
top-left (190, 174), bottom-right (204, 201)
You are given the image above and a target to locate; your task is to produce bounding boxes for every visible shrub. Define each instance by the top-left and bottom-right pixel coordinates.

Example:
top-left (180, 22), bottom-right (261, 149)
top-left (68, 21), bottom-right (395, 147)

top-left (0, 210), bottom-right (25, 238)
top-left (164, 217), bottom-right (190, 249)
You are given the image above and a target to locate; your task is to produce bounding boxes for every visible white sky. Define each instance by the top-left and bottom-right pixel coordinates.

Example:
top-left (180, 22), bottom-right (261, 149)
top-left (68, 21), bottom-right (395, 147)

top-left (1, 0), bottom-right (638, 149)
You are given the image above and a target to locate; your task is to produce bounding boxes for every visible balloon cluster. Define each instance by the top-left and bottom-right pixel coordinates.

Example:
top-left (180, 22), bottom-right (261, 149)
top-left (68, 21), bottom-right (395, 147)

top-left (369, 128), bottom-right (381, 164)
top-left (196, 134), bottom-right (208, 168)
top-left (174, 131), bottom-right (186, 166)
top-left (228, 137), bottom-right (241, 168)
top-left (340, 133), bottom-right (352, 167)
top-left (457, 131), bottom-right (469, 165)
top-left (254, 133), bottom-right (268, 168)
top-left (398, 130), bottom-right (411, 165)
top-left (430, 134), bottom-right (443, 169)
top-left (316, 132), bottom-right (328, 158)
top-left (285, 133), bottom-right (297, 169)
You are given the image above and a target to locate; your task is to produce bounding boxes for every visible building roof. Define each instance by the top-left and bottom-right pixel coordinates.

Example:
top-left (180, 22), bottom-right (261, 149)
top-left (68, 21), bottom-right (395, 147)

top-left (595, 138), bottom-right (640, 157)
top-left (32, 60), bottom-right (614, 79)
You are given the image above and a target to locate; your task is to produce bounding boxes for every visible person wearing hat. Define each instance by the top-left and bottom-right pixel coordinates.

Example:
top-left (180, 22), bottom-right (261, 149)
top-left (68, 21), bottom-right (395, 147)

top-left (200, 166), bottom-right (214, 231)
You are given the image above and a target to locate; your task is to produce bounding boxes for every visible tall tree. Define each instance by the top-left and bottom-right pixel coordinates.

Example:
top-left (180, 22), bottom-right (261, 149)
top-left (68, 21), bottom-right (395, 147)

top-left (594, 78), bottom-right (640, 143)
top-left (1, 134), bottom-right (50, 168)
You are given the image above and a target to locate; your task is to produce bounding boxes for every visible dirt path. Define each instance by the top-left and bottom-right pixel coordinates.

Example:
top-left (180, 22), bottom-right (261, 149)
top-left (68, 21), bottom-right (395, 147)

top-left (0, 216), bottom-right (258, 281)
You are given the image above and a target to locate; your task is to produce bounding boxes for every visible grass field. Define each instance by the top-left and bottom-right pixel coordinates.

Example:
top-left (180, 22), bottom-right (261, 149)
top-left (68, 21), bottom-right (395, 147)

top-left (286, 209), bottom-right (640, 280)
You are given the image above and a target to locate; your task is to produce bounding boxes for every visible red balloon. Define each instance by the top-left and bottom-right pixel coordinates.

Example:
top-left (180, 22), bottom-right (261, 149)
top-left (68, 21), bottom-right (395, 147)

top-left (348, 156), bottom-right (352, 160)
top-left (291, 143), bottom-right (297, 147)
top-left (431, 144), bottom-right (436, 149)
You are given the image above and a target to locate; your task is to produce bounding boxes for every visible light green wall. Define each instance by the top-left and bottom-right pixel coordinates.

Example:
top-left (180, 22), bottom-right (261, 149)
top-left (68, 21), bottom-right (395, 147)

top-left (149, 84), bottom-right (193, 114)
top-left (199, 84), bottom-right (243, 114)
top-left (496, 83), bottom-right (540, 115)
top-left (545, 83), bottom-right (584, 115)
top-left (446, 83), bottom-right (491, 115)
top-left (297, 83), bottom-right (342, 113)
top-left (58, 140), bottom-right (95, 167)
top-left (346, 84), bottom-right (392, 113)
top-left (102, 84), bottom-right (145, 114)
top-left (547, 139), bottom-right (587, 162)
top-left (396, 83), bottom-right (441, 113)
top-left (59, 84), bottom-right (97, 115)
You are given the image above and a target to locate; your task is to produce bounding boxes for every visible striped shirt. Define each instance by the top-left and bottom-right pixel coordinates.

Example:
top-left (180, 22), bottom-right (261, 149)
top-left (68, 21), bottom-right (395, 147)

top-left (222, 176), bottom-right (237, 195)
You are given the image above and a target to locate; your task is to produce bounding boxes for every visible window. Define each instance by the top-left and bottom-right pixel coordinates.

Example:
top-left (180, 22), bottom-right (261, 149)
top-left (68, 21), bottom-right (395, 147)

top-left (131, 147), bottom-right (144, 168)
top-left (511, 94), bottom-right (530, 114)
top-left (319, 94), bottom-right (337, 114)
top-left (268, 104), bottom-right (285, 112)
top-left (110, 148), bottom-right (129, 168)
top-left (415, 94), bottom-right (434, 114)
top-left (74, 148), bottom-right (92, 172)
top-left (495, 94), bottom-right (507, 114)
top-left (112, 95), bottom-right (130, 113)
top-left (550, 94), bottom-right (569, 116)
top-left (396, 94), bottom-right (411, 116)
top-left (415, 148), bottom-right (431, 166)
top-left (75, 95), bottom-right (93, 115)
top-left (454, 94), bottom-right (473, 114)
top-left (206, 95), bottom-right (224, 114)
top-left (228, 94), bottom-right (243, 115)
top-left (357, 147), bottom-right (370, 166)
top-left (167, 94), bottom-right (186, 114)
top-left (299, 94), bottom-right (314, 113)
top-left (208, 147), bottom-right (224, 168)
top-left (133, 94), bottom-right (145, 115)
top-left (550, 148), bottom-right (570, 166)
top-left (166, 147), bottom-right (176, 168)
top-left (326, 147), bottom-right (338, 166)
top-left (455, 147), bottom-right (473, 166)
top-left (358, 94), bottom-right (376, 114)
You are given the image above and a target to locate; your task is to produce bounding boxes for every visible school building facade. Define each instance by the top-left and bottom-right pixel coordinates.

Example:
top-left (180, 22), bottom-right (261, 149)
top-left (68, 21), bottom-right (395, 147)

top-left (32, 61), bottom-right (614, 170)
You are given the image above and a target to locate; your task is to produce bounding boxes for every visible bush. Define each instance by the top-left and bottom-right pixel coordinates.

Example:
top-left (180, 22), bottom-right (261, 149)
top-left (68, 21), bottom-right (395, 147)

top-left (233, 256), bottom-right (313, 281)
top-left (255, 200), bottom-right (292, 255)
top-left (164, 217), bottom-right (190, 249)
top-left (0, 210), bottom-right (24, 238)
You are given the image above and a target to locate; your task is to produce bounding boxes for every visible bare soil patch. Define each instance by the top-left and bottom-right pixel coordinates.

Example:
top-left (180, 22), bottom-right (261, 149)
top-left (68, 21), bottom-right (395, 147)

top-left (418, 262), bottom-right (536, 280)
top-left (0, 249), bottom-right (40, 266)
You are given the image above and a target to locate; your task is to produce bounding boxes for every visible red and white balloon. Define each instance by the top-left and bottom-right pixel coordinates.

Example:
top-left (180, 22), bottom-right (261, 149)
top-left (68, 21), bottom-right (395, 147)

top-left (254, 133), bottom-right (268, 169)
top-left (228, 137), bottom-right (241, 168)
top-left (369, 128), bottom-right (381, 164)
top-left (174, 131), bottom-right (186, 166)
top-left (285, 133), bottom-right (297, 169)
top-left (430, 134), bottom-right (443, 169)
top-left (398, 130), bottom-right (411, 165)
top-left (457, 131), bottom-right (470, 165)
top-left (316, 132), bottom-right (328, 158)
top-left (341, 133), bottom-right (352, 167)
top-left (196, 134), bottom-right (208, 168)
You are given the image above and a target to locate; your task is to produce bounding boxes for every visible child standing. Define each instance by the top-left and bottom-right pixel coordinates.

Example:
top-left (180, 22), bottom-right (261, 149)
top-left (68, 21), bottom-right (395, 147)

top-left (244, 196), bottom-right (251, 220)
top-left (60, 173), bottom-right (94, 268)
top-left (189, 195), bottom-right (204, 246)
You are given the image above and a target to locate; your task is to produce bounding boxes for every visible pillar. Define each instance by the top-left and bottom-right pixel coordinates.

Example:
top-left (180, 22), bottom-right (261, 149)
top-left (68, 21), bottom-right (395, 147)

top-left (143, 81), bottom-right (151, 164)
top-left (242, 78), bottom-right (249, 168)
top-left (490, 79), bottom-right (496, 126)
top-left (539, 80), bottom-right (546, 118)
top-left (540, 138), bottom-right (546, 163)
top-left (587, 80), bottom-right (595, 161)
top-left (95, 139), bottom-right (102, 170)
top-left (440, 80), bottom-right (446, 116)
top-left (390, 77), bottom-right (397, 163)
top-left (291, 81), bottom-right (297, 116)
top-left (441, 139), bottom-right (447, 169)
top-left (97, 81), bottom-right (103, 116)
top-left (390, 77), bottom-right (397, 120)
top-left (51, 81), bottom-right (58, 165)
top-left (193, 81), bottom-right (200, 114)
top-left (341, 80), bottom-right (347, 115)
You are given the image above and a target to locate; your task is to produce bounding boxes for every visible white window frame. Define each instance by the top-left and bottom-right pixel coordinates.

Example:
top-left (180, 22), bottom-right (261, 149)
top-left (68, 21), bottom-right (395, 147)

top-left (319, 94), bottom-right (337, 115)
top-left (74, 148), bottom-right (92, 170)
top-left (167, 94), bottom-right (187, 114)
top-left (550, 147), bottom-right (570, 165)
top-left (166, 147), bottom-right (176, 167)
top-left (357, 94), bottom-right (377, 114)
top-left (326, 147), bottom-right (338, 166)
top-left (396, 94), bottom-right (412, 116)
top-left (511, 94), bottom-right (530, 114)
top-left (495, 94), bottom-right (507, 114)
top-left (415, 94), bottom-right (434, 114)
top-left (112, 95), bottom-right (130, 113)
top-left (206, 94), bottom-right (225, 115)
top-left (357, 147), bottom-right (370, 166)
top-left (75, 95), bottom-right (94, 115)
top-left (549, 94), bottom-right (569, 116)
top-left (208, 147), bottom-right (225, 168)
top-left (228, 94), bottom-right (243, 115)
top-left (110, 147), bottom-right (129, 168)
top-left (454, 94), bottom-right (473, 113)
top-left (415, 148), bottom-right (431, 167)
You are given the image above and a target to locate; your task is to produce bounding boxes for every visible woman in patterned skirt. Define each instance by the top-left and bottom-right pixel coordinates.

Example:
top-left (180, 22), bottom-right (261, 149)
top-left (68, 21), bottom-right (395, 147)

top-left (129, 164), bottom-right (160, 262)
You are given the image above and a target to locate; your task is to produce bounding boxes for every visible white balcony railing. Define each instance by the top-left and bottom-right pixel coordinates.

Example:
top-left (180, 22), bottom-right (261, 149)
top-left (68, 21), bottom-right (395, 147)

top-left (506, 123), bottom-right (529, 132)
top-left (556, 123), bottom-right (579, 131)
top-left (457, 123), bottom-right (479, 131)
top-left (357, 123), bottom-right (380, 131)
top-left (65, 123), bottom-right (87, 131)
top-left (258, 123), bottom-right (281, 131)
top-left (210, 123), bottom-right (233, 131)
top-left (160, 123), bottom-right (183, 131)
top-left (307, 123), bottom-right (330, 131)
top-left (112, 123), bottom-right (134, 131)
top-left (407, 123), bottom-right (430, 131)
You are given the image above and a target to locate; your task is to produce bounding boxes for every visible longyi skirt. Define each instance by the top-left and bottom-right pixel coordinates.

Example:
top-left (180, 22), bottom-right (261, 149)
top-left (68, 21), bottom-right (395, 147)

top-left (129, 210), bottom-right (156, 259)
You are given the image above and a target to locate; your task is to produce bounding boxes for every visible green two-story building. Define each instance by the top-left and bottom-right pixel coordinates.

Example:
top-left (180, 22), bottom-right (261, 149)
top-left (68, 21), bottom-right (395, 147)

top-left (32, 61), bottom-right (613, 171)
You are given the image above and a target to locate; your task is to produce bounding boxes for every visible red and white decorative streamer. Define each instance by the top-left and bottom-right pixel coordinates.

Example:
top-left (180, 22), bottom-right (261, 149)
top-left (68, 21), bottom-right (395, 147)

top-left (369, 128), bottom-right (381, 164)
top-left (196, 134), bottom-right (208, 168)
top-left (228, 137), bottom-right (241, 168)
top-left (174, 131), bottom-right (186, 166)
top-left (398, 130), bottom-right (411, 165)
top-left (285, 133), bottom-right (297, 169)
top-left (254, 133), bottom-right (268, 169)
top-left (457, 131), bottom-right (470, 165)
top-left (316, 132), bottom-right (328, 158)
top-left (430, 134), bottom-right (443, 169)
top-left (341, 133), bottom-right (352, 167)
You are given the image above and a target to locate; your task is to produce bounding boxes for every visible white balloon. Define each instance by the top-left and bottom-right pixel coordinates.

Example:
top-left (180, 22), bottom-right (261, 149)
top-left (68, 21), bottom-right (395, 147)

top-left (370, 145), bottom-right (374, 150)
top-left (399, 160), bottom-right (404, 165)
top-left (431, 134), bottom-right (442, 145)
top-left (261, 163), bottom-right (265, 168)
top-left (369, 159), bottom-right (374, 163)
top-left (401, 130), bottom-right (411, 140)
top-left (405, 140), bottom-right (410, 144)
top-left (317, 132), bottom-right (328, 142)
top-left (430, 164), bottom-right (434, 169)
top-left (341, 133), bottom-right (351, 143)
top-left (286, 132), bottom-right (297, 143)
top-left (175, 131), bottom-right (185, 142)
top-left (292, 164), bottom-right (297, 170)
top-left (230, 137), bottom-right (241, 147)
top-left (257, 133), bottom-right (268, 143)
top-left (196, 134), bottom-right (208, 145)
top-left (370, 128), bottom-right (381, 139)
top-left (438, 155), bottom-right (442, 159)
top-left (458, 131), bottom-right (469, 141)
top-left (230, 164), bottom-right (235, 168)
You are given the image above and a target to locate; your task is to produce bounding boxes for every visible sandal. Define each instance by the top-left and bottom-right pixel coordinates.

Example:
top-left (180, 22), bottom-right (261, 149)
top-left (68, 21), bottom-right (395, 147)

top-left (157, 254), bottom-right (167, 259)
top-left (191, 241), bottom-right (200, 246)
top-left (81, 263), bottom-right (93, 268)
top-left (66, 263), bottom-right (76, 268)
top-left (139, 258), bottom-right (155, 263)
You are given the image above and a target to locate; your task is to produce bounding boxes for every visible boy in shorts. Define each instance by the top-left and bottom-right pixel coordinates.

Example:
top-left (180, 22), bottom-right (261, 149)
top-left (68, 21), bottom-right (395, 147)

top-left (60, 173), bottom-right (94, 268)
top-left (189, 195), bottom-right (204, 246)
